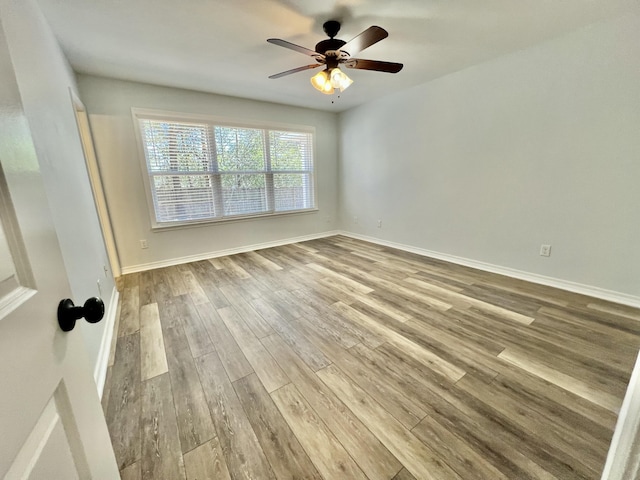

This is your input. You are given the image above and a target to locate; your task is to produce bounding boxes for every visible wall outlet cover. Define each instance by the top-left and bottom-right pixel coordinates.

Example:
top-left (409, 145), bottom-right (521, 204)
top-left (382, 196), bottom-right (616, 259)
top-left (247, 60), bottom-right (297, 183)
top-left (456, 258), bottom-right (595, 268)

top-left (540, 244), bottom-right (551, 257)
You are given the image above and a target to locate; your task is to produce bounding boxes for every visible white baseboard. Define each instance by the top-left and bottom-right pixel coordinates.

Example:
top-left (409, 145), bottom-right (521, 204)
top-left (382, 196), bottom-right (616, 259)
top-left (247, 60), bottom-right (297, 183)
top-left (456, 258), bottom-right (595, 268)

top-left (339, 231), bottom-right (640, 309)
top-left (94, 286), bottom-right (119, 398)
top-left (120, 230), bottom-right (340, 274)
top-left (120, 228), bottom-right (639, 308)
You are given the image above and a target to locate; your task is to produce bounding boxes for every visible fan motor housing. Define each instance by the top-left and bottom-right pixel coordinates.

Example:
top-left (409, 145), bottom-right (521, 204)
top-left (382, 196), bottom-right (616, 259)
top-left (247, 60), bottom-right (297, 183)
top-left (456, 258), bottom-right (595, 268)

top-left (315, 38), bottom-right (346, 55)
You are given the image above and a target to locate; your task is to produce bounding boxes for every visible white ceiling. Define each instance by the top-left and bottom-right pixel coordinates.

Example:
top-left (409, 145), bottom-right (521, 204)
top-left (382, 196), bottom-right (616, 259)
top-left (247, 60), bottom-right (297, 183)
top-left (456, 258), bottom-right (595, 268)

top-left (36, 0), bottom-right (636, 112)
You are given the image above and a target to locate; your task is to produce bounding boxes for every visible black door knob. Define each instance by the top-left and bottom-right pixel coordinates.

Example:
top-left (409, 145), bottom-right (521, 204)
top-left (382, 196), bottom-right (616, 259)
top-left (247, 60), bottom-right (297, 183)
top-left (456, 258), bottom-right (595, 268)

top-left (58, 297), bottom-right (105, 332)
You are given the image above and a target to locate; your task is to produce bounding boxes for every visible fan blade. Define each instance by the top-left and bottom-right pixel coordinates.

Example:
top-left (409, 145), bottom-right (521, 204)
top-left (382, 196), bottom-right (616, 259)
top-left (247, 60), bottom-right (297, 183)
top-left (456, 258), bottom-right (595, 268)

top-left (267, 38), bottom-right (323, 58)
top-left (269, 64), bottom-right (322, 79)
top-left (341, 26), bottom-right (388, 56)
top-left (344, 58), bottom-right (403, 73)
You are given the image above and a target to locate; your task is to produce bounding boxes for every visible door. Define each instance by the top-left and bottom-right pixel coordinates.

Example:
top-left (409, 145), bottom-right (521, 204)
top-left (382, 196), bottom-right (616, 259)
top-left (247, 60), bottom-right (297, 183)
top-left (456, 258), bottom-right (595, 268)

top-left (0, 17), bottom-right (119, 480)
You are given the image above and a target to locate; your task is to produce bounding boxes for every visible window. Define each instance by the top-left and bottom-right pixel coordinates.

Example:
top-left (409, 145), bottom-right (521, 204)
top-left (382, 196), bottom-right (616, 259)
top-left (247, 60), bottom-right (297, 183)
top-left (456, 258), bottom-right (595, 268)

top-left (133, 109), bottom-right (316, 227)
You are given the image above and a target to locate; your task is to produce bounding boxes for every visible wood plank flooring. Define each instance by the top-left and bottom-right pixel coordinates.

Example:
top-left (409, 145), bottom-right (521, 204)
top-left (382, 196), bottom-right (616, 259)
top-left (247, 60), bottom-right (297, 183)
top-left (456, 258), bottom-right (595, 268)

top-left (103, 235), bottom-right (640, 479)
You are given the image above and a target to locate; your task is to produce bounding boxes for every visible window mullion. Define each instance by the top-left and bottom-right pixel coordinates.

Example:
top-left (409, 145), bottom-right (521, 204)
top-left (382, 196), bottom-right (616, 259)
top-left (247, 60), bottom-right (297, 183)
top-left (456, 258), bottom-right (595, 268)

top-left (263, 129), bottom-right (275, 212)
top-left (208, 125), bottom-right (224, 217)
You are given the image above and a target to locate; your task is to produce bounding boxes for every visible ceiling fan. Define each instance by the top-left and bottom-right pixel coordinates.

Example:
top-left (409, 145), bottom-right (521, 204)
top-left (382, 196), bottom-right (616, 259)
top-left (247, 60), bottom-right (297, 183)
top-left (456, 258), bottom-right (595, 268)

top-left (267, 20), bottom-right (403, 95)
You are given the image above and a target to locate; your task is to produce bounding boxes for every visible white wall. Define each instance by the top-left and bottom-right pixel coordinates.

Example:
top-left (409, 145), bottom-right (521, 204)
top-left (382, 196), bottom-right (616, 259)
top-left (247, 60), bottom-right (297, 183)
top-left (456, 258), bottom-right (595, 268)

top-left (77, 75), bottom-right (339, 271)
top-left (2, 0), bottom-right (116, 369)
top-left (339, 12), bottom-right (640, 299)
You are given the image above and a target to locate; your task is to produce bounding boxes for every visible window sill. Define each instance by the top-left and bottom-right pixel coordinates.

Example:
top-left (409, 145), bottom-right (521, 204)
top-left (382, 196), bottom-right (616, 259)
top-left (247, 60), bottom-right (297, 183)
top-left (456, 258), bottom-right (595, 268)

top-left (150, 208), bottom-right (320, 232)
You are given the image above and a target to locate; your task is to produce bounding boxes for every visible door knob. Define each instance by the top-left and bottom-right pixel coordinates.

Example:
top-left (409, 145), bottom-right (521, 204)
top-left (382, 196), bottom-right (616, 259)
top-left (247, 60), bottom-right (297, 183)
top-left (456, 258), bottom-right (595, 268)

top-left (57, 297), bottom-right (105, 332)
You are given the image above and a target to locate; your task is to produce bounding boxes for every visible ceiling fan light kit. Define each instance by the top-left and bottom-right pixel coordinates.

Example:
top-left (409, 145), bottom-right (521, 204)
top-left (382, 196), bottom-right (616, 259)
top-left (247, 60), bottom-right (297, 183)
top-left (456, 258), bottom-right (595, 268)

top-left (330, 67), bottom-right (353, 91)
top-left (311, 67), bottom-right (353, 95)
top-left (310, 69), bottom-right (334, 94)
top-left (268, 20), bottom-right (403, 95)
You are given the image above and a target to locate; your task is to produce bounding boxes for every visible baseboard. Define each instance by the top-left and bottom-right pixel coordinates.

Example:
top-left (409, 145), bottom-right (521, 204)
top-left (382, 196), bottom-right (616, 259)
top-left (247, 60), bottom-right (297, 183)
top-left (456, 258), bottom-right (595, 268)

top-left (120, 228), bottom-right (639, 308)
top-left (120, 230), bottom-right (341, 275)
top-left (94, 286), bottom-right (119, 398)
top-left (339, 231), bottom-right (640, 309)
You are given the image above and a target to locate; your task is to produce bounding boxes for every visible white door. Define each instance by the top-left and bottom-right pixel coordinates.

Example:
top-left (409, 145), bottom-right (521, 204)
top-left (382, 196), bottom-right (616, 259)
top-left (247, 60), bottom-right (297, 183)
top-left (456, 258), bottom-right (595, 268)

top-left (0, 17), bottom-right (119, 480)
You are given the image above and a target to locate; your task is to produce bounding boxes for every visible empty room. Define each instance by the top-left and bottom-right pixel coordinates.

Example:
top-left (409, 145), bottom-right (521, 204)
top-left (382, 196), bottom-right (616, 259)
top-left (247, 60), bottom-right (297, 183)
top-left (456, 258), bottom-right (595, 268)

top-left (1, 0), bottom-right (639, 479)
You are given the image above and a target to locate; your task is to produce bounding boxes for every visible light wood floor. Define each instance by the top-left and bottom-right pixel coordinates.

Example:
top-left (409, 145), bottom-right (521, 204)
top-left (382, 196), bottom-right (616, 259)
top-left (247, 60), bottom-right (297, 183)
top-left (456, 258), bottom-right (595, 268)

top-left (103, 235), bottom-right (640, 480)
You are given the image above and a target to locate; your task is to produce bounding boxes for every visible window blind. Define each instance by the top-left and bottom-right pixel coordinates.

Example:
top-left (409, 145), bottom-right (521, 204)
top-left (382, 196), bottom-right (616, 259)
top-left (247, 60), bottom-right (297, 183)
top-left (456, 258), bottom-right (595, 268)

top-left (136, 115), bottom-right (315, 226)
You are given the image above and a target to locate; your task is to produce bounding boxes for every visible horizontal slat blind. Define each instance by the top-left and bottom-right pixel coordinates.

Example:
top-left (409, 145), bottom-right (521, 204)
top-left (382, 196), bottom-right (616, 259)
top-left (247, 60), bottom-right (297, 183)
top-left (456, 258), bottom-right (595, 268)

top-left (137, 115), bottom-right (315, 225)
top-left (153, 175), bottom-right (216, 222)
top-left (270, 130), bottom-right (314, 211)
top-left (270, 131), bottom-right (313, 171)
top-left (221, 174), bottom-right (267, 216)
top-left (274, 173), bottom-right (313, 211)
top-left (141, 120), bottom-right (212, 172)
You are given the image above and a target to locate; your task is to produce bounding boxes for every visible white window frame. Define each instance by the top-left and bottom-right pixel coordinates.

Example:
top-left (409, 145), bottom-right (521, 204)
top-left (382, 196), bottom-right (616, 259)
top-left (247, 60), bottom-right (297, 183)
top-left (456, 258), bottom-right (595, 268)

top-left (132, 108), bottom-right (318, 229)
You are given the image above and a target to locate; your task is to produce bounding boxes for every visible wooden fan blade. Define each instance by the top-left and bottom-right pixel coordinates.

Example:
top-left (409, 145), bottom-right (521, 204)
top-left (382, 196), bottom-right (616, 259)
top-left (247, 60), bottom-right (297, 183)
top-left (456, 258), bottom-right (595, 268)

top-left (344, 58), bottom-right (403, 73)
top-left (267, 38), bottom-right (323, 58)
top-left (269, 64), bottom-right (322, 79)
top-left (341, 26), bottom-right (388, 56)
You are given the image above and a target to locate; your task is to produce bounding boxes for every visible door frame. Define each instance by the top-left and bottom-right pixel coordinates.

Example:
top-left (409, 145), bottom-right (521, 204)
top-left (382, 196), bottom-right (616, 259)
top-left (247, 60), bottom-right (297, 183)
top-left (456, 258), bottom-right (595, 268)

top-left (69, 90), bottom-right (121, 277)
top-left (601, 351), bottom-right (640, 479)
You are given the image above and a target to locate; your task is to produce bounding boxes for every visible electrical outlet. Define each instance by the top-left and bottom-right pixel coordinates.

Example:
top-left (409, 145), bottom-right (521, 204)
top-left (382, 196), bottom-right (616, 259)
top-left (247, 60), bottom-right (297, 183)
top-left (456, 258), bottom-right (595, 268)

top-left (540, 244), bottom-right (551, 257)
top-left (140, 239), bottom-right (148, 249)
top-left (377, 219), bottom-right (382, 228)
